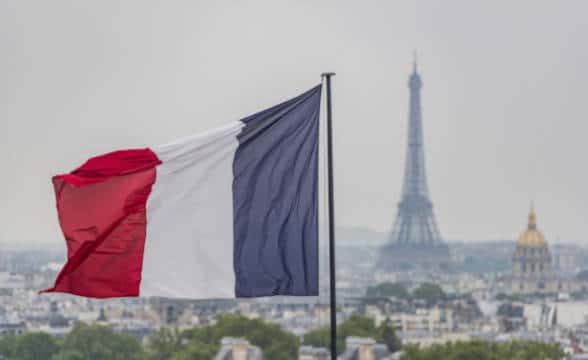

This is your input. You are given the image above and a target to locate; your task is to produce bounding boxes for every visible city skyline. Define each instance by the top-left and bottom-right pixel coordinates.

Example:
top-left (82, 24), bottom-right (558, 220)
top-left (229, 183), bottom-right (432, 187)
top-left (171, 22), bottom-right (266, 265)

top-left (1, 1), bottom-right (587, 244)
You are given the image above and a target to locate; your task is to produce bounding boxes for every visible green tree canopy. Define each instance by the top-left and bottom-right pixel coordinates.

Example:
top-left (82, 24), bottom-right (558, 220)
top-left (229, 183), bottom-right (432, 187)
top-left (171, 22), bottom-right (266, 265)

top-left (53, 323), bottom-right (144, 360)
top-left (303, 314), bottom-right (401, 354)
top-left (11, 332), bottom-right (60, 360)
top-left (412, 283), bottom-right (446, 305)
top-left (146, 315), bottom-right (299, 360)
top-left (169, 342), bottom-right (217, 360)
top-left (495, 293), bottom-right (523, 302)
top-left (0, 318), bottom-right (566, 360)
top-left (399, 340), bottom-right (564, 360)
top-left (208, 314), bottom-right (299, 360)
top-left (366, 282), bottom-right (409, 299)
top-left (377, 319), bottom-right (401, 353)
top-left (0, 334), bottom-right (18, 359)
top-left (50, 350), bottom-right (85, 360)
top-left (145, 328), bottom-right (183, 360)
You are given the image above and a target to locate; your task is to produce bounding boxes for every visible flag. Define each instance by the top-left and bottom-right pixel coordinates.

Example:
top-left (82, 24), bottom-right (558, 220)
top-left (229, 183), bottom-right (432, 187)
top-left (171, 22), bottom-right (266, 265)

top-left (43, 85), bottom-right (322, 299)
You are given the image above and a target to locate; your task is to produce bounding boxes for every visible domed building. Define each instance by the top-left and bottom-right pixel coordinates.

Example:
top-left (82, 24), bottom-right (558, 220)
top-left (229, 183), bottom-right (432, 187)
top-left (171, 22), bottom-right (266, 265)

top-left (510, 209), bottom-right (581, 294)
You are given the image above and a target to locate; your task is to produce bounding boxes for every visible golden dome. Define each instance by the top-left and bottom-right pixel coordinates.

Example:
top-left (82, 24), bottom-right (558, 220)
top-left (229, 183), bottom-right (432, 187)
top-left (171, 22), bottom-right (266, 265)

top-left (517, 209), bottom-right (547, 247)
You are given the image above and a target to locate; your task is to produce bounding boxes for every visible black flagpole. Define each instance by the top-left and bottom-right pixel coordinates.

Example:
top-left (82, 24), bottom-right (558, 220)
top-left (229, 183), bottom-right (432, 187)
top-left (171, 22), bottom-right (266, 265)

top-left (321, 72), bottom-right (337, 359)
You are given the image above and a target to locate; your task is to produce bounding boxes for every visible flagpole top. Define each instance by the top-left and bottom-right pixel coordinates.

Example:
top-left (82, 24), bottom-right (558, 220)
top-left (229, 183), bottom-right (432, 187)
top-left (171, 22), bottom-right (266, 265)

top-left (321, 72), bottom-right (336, 78)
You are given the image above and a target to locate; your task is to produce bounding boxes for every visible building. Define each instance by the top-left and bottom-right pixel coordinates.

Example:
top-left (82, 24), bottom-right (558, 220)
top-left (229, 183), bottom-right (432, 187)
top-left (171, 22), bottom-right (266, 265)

top-left (552, 244), bottom-right (583, 275)
top-left (338, 337), bottom-right (391, 360)
top-left (214, 337), bottom-right (264, 360)
top-left (299, 346), bottom-right (329, 360)
top-left (399, 331), bottom-right (471, 348)
top-left (0, 317), bottom-right (26, 336)
top-left (389, 307), bottom-right (454, 333)
top-left (376, 59), bottom-right (450, 272)
top-left (510, 209), bottom-right (581, 294)
top-left (511, 209), bottom-right (554, 293)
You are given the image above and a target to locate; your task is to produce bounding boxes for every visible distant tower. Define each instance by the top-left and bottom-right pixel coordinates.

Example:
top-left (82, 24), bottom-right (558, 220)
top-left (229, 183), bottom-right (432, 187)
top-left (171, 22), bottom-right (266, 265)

top-left (377, 59), bottom-right (450, 271)
top-left (511, 208), bottom-right (554, 293)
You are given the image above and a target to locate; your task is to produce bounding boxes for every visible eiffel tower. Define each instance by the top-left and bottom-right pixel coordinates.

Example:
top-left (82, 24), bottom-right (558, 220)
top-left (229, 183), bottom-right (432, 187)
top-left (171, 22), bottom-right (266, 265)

top-left (377, 59), bottom-right (451, 271)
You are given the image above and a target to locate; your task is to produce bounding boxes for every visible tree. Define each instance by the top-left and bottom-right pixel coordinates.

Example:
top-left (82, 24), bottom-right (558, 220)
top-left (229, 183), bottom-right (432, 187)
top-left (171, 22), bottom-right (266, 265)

top-left (0, 334), bottom-right (17, 359)
top-left (145, 328), bottom-right (183, 360)
top-left (412, 283), bottom-right (446, 305)
top-left (170, 342), bottom-right (217, 360)
top-left (303, 314), bottom-right (401, 354)
top-left (301, 325), bottom-right (331, 351)
top-left (495, 293), bottom-right (523, 302)
top-left (377, 319), bottom-right (401, 353)
top-left (208, 315), bottom-right (298, 360)
top-left (50, 350), bottom-right (84, 360)
top-left (399, 340), bottom-right (564, 360)
top-left (54, 323), bottom-right (144, 360)
top-left (13, 332), bottom-right (60, 360)
top-left (366, 282), bottom-right (409, 299)
top-left (147, 315), bottom-right (299, 360)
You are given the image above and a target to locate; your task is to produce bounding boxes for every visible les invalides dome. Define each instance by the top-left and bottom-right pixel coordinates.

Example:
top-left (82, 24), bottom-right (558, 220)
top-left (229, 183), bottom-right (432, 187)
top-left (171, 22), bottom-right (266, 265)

top-left (511, 209), bottom-right (554, 293)
top-left (517, 210), bottom-right (547, 247)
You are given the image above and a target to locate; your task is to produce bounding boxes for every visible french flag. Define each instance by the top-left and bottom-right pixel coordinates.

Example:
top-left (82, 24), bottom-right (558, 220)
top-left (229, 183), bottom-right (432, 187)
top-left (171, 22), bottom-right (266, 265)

top-left (43, 85), bottom-right (322, 299)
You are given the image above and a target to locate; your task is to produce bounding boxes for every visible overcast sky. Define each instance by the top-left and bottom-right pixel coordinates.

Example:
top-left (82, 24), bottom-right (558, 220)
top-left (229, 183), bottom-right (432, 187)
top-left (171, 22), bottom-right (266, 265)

top-left (1, 0), bottom-right (587, 245)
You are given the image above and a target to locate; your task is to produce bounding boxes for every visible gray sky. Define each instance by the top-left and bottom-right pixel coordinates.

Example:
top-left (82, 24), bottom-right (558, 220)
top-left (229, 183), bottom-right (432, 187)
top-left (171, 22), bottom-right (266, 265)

top-left (1, 0), bottom-right (587, 245)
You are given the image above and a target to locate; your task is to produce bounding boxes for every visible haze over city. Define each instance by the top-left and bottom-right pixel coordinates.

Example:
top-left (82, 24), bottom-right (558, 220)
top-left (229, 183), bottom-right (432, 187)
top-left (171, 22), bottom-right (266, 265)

top-left (1, 0), bottom-right (587, 245)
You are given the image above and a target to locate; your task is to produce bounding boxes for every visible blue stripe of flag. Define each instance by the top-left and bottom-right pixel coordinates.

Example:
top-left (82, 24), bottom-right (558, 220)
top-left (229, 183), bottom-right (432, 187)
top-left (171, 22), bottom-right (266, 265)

top-left (232, 85), bottom-right (322, 297)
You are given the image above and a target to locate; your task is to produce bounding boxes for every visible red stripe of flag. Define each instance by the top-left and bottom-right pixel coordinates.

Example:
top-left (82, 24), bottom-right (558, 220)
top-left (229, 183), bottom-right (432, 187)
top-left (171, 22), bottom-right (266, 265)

top-left (42, 149), bottom-right (161, 298)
